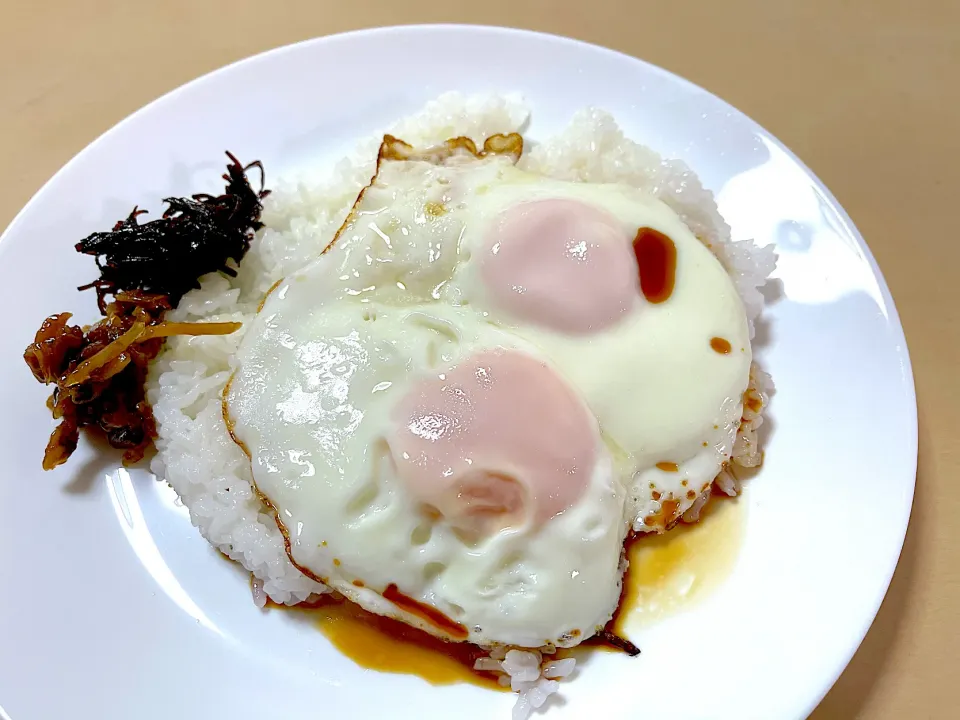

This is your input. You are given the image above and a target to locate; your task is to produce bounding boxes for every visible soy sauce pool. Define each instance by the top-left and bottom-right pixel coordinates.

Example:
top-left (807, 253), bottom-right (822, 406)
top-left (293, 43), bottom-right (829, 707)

top-left (270, 496), bottom-right (745, 686)
top-left (614, 496), bottom-right (745, 634)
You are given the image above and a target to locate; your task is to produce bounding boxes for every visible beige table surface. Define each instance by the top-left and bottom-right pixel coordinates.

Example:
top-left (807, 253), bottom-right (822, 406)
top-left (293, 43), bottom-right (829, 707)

top-left (1, 1), bottom-right (954, 718)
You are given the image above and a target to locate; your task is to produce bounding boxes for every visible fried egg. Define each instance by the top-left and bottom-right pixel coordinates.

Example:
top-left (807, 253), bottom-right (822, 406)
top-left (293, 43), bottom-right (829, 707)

top-left (444, 164), bottom-right (752, 528)
top-left (227, 295), bottom-right (627, 647)
top-left (225, 133), bottom-right (752, 650)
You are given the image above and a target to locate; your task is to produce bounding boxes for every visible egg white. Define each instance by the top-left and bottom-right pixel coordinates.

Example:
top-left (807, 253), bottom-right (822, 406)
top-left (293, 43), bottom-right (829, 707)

top-left (225, 142), bottom-right (754, 650)
top-left (227, 284), bottom-right (627, 647)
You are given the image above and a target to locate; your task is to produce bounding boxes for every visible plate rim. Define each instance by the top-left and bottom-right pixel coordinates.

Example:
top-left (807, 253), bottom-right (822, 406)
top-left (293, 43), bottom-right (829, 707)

top-left (0, 23), bottom-right (918, 719)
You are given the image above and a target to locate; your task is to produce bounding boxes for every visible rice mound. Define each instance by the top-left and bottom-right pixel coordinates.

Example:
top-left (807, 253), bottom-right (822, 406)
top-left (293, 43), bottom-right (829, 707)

top-left (146, 92), bottom-right (775, 717)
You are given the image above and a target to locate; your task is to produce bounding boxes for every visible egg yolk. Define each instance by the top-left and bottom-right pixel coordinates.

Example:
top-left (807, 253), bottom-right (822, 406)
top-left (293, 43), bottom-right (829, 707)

top-left (388, 348), bottom-right (596, 535)
top-left (479, 198), bottom-right (638, 334)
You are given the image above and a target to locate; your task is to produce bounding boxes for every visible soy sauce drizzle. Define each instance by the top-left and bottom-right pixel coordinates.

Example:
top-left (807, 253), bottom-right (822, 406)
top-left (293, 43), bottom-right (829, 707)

top-left (633, 228), bottom-right (677, 303)
top-left (710, 337), bottom-right (732, 354)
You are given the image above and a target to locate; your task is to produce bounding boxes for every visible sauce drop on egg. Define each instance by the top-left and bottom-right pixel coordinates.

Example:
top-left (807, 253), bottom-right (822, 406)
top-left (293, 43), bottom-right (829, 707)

top-left (710, 336), bottom-right (732, 354)
top-left (633, 227), bottom-right (677, 303)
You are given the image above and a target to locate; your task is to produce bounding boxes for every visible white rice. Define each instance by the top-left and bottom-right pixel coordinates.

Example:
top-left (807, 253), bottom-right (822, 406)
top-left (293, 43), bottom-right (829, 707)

top-left (475, 647), bottom-right (577, 718)
top-left (145, 92), bottom-right (776, 718)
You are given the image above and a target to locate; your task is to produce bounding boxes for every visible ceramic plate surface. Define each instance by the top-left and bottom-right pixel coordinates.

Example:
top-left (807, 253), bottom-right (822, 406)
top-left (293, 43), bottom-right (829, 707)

top-left (0, 25), bottom-right (916, 720)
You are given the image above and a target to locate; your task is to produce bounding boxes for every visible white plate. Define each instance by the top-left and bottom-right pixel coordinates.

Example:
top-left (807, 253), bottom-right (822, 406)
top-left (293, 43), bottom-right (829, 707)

top-left (0, 25), bottom-right (916, 720)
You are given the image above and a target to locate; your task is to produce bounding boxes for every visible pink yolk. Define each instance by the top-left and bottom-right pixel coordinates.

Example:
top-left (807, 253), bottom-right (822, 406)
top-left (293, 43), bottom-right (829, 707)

top-left (388, 348), bottom-right (597, 537)
top-left (479, 198), bottom-right (639, 334)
